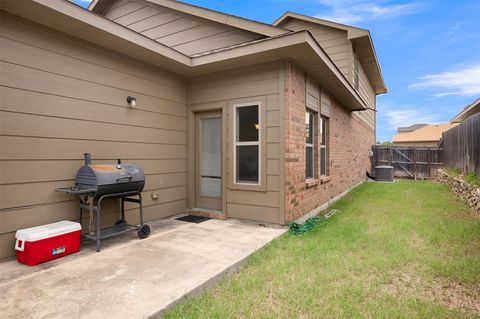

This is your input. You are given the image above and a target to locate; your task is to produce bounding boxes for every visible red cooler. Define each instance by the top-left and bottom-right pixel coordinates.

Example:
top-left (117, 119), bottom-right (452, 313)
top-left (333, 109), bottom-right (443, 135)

top-left (15, 221), bottom-right (81, 266)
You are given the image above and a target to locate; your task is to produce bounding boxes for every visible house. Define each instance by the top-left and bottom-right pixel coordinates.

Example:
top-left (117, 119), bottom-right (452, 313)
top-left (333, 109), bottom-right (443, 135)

top-left (392, 123), bottom-right (457, 147)
top-left (450, 97), bottom-right (480, 124)
top-left (0, 0), bottom-right (386, 259)
top-left (392, 97), bottom-right (480, 147)
top-left (396, 123), bottom-right (428, 133)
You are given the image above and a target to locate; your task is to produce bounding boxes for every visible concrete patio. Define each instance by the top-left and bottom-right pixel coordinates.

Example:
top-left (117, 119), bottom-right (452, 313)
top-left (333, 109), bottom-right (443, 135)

top-left (0, 215), bottom-right (286, 318)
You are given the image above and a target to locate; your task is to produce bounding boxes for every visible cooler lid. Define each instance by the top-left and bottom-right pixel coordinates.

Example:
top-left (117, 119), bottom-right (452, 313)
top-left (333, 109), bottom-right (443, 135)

top-left (15, 221), bottom-right (81, 242)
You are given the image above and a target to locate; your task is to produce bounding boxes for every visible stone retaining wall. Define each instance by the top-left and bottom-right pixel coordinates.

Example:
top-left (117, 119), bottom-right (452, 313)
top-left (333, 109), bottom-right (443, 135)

top-left (437, 169), bottom-right (480, 213)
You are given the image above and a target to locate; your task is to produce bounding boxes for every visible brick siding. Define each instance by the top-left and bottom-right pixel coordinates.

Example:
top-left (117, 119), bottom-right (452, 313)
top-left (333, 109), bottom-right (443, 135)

top-left (284, 61), bottom-right (374, 221)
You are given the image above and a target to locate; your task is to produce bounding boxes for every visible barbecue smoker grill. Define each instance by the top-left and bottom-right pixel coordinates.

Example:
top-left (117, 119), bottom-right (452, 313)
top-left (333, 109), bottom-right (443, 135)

top-left (56, 153), bottom-right (150, 251)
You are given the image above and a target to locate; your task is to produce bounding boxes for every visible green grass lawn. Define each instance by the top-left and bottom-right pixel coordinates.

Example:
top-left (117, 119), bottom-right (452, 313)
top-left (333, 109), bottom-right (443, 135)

top-left (164, 181), bottom-right (480, 319)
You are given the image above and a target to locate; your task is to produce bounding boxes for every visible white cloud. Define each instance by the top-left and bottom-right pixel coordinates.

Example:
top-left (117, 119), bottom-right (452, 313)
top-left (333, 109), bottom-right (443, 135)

top-left (409, 63), bottom-right (480, 97)
top-left (383, 109), bottom-right (439, 128)
top-left (314, 0), bottom-right (422, 24)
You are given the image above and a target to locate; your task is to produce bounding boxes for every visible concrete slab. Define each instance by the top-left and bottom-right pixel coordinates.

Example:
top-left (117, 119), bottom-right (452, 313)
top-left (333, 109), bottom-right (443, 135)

top-left (0, 216), bottom-right (286, 318)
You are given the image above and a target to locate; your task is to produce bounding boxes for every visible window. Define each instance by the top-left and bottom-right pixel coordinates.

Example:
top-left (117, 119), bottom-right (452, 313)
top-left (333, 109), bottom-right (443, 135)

top-left (234, 104), bottom-right (260, 184)
top-left (320, 116), bottom-right (329, 176)
top-left (305, 111), bottom-right (314, 179)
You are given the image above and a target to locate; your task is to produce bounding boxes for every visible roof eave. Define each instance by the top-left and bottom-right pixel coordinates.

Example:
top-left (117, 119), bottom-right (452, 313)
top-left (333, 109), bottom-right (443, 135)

top-left (450, 97), bottom-right (480, 123)
top-left (274, 12), bottom-right (387, 95)
top-left (90, 0), bottom-right (288, 37)
top-left (2, 0), bottom-right (191, 72)
top-left (191, 31), bottom-right (367, 110)
top-left (3, 0), bottom-right (366, 110)
top-left (351, 34), bottom-right (387, 94)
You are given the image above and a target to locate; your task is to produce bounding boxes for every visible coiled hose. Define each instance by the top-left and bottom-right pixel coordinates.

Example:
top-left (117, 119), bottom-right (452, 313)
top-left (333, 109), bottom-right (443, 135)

top-left (288, 209), bottom-right (339, 236)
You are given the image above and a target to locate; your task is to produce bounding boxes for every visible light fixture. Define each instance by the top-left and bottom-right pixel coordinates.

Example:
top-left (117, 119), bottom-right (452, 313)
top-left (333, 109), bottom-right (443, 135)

top-left (255, 123), bottom-right (260, 130)
top-left (127, 96), bottom-right (136, 108)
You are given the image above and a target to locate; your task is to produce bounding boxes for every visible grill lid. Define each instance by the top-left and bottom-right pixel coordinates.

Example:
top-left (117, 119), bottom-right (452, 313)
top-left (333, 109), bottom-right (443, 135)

top-left (76, 164), bottom-right (145, 187)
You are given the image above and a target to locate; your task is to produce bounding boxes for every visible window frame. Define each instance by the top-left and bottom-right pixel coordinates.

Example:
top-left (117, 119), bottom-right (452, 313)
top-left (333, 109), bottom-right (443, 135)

top-left (233, 102), bottom-right (262, 186)
top-left (305, 111), bottom-right (315, 180)
top-left (320, 116), bottom-right (329, 177)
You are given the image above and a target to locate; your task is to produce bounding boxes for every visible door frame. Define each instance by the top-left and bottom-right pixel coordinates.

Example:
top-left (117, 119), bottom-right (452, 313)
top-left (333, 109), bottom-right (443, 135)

top-left (195, 111), bottom-right (222, 210)
top-left (187, 103), bottom-right (227, 216)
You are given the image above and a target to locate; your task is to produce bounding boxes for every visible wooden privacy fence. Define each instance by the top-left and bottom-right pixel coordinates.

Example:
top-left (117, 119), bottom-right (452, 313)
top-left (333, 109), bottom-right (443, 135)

top-left (371, 146), bottom-right (443, 179)
top-left (441, 113), bottom-right (480, 176)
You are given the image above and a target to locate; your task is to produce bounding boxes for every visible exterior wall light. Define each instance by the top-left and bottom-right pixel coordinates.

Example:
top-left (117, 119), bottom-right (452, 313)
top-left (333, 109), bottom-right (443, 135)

top-left (127, 96), bottom-right (137, 108)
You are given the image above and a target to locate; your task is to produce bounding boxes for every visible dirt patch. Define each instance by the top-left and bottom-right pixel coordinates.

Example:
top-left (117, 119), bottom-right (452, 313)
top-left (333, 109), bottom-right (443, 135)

top-left (381, 270), bottom-right (480, 315)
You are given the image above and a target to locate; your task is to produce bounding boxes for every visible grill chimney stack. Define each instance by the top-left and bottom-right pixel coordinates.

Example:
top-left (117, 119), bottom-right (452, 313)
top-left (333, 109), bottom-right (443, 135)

top-left (84, 153), bottom-right (92, 166)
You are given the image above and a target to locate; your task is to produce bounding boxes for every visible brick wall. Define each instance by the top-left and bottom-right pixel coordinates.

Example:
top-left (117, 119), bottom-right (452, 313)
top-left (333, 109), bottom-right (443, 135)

top-left (284, 61), bottom-right (374, 221)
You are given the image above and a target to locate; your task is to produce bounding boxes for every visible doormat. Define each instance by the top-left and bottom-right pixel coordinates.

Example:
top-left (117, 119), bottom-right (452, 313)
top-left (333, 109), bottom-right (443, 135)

top-left (175, 215), bottom-right (211, 224)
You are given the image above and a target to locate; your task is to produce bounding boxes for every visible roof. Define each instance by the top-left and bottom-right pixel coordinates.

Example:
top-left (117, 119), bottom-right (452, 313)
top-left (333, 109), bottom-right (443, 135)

top-left (273, 12), bottom-right (387, 95)
top-left (89, 0), bottom-right (288, 37)
top-left (2, 0), bottom-right (373, 110)
top-left (450, 97), bottom-right (480, 123)
top-left (392, 123), bottom-right (457, 143)
top-left (397, 123), bottom-right (428, 133)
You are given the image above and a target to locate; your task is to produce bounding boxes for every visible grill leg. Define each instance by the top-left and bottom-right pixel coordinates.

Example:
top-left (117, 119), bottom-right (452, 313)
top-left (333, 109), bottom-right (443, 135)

top-left (138, 193), bottom-right (144, 226)
top-left (121, 198), bottom-right (125, 223)
top-left (96, 197), bottom-right (103, 252)
top-left (78, 200), bottom-right (83, 227)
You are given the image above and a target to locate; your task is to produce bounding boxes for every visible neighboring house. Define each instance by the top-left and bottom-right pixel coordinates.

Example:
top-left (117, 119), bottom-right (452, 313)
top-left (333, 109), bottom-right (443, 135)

top-left (0, 0), bottom-right (386, 259)
top-left (450, 97), bottom-right (480, 124)
top-left (392, 123), bottom-right (457, 147)
top-left (396, 123), bottom-right (428, 134)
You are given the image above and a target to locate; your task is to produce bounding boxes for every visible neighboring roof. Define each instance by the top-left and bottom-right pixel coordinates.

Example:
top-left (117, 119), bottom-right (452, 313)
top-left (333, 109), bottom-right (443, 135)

top-left (273, 12), bottom-right (387, 95)
top-left (397, 123), bottom-right (428, 133)
top-left (90, 0), bottom-right (288, 37)
top-left (450, 97), bottom-right (480, 123)
top-left (392, 123), bottom-right (457, 143)
top-left (1, 0), bottom-right (367, 111)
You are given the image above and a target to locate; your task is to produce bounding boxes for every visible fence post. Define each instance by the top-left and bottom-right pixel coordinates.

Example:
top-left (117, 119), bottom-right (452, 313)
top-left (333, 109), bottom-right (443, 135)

top-left (388, 147), bottom-right (392, 166)
top-left (427, 148), bottom-right (431, 179)
top-left (413, 148), bottom-right (417, 180)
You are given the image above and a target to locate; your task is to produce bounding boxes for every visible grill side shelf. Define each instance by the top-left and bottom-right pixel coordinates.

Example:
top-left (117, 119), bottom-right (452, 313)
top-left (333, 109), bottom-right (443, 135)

top-left (55, 187), bottom-right (96, 195)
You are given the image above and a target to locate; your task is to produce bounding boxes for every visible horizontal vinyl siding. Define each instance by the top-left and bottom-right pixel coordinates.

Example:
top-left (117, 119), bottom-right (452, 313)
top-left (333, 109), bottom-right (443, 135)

top-left (281, 20), bottom-right (352, 80)
top-left (282, 19), bottom-right (375, 130)
top-left (0, 13), bottom-right (189, 259)
top-left (104, 0), bottom-right (263, 55)
top-left (190, 62), bottom-right (282, 224)
top-left (353, 53), bottom-right (376, 129)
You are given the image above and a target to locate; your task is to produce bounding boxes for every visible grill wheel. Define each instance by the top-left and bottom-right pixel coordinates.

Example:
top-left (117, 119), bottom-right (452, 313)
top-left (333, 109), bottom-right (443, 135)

top-left (138, 224), bottom-right (150, 239)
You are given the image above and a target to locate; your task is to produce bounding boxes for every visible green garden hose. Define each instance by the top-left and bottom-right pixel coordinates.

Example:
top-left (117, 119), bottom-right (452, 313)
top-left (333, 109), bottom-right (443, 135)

top-left (288, 209), bottom-right (339, 236)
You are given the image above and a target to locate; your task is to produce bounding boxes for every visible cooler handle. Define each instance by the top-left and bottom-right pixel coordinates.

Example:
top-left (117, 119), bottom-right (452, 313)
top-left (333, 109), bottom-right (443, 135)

top-left (15, 239), bottom-right (25, 252)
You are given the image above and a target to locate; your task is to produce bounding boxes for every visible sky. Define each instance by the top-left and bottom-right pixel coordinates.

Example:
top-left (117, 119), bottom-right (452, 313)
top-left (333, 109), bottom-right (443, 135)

top-left (75, 0), bottom-right (480, 141)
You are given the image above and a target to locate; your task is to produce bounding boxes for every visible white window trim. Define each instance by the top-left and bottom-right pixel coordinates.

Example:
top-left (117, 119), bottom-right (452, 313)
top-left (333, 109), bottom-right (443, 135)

top-left (306, 111), bottom-right (314, 179)
top-left (320, 117), bottom-right (328, 176)
top-left (233, 102), bottom-right (261, 186)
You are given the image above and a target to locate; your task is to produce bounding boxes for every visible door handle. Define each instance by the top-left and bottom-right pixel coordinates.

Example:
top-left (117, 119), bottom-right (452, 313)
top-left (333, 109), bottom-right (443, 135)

top-left (200, 175), bottom-right (221, 179)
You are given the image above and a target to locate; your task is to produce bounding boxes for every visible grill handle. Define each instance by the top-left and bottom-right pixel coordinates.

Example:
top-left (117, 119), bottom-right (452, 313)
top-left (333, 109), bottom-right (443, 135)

top-left (115, 176), bottom-right (133, 182)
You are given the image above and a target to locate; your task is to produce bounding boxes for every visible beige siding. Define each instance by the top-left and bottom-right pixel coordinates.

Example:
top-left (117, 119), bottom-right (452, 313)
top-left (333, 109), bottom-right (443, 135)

top-left (280, 19), bottom-right (352, 80)
top-left (282, 19), bottom-right (376, 130)
top-left (0, 13), bottom-right (189, 259)
top-left (104, 0), bottom-right (263, 55)
top-left (306, 75), bottom-right (320, 112)
top-left (189, 62), bottom-right (283, 224)
top-left (352, 52), bottom-right (376, 129)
